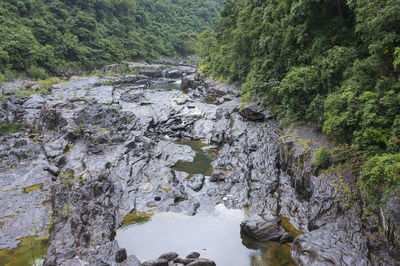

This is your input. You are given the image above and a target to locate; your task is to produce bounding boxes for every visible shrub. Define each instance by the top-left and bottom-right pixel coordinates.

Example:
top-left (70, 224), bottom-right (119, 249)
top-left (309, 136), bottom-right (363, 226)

top-left (26, 66), bottom-right (48, 80)
top-left (360, 153), bottom-right (400, 206)
top-left (37, 77), bottom-right (63, 89)
top-left (313, 146), bottom-right (331, 169)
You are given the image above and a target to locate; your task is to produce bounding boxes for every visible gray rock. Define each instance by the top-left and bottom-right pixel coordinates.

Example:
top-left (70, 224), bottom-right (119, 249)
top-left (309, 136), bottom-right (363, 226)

top-left (240, 213), bottom-right (285, 242)
top-left (173, 257), bottom-right (195, 264)
top-left (239, 103), bottom-right (267, 121)
top-left (186, 258), bottom-right (216, 266)
top-left (187, 174), bottom-right (205, 192)
top-left (381, 196), bottom-right (400, 250)
top-left (115, 248), bottom-right (127, 263)
top-left (186, 252), bottom-right (200, 259)
top-left (165, 70), bottom-right (183, 78)
top-left (158, 252), bottom-right (179, 261)
top-left (141, 259), bottom-right (169, 266)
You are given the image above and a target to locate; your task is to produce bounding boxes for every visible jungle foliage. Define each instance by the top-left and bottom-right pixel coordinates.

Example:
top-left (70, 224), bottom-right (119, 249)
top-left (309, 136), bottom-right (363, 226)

top-left (198, 0), bottom-right (400, 206)
top-left (0, 0), bottom-right (222, 76)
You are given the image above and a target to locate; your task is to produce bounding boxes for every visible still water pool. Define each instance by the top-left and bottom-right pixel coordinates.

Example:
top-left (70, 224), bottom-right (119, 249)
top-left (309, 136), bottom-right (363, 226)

top-left (116, 204), bottom-right (296, 266)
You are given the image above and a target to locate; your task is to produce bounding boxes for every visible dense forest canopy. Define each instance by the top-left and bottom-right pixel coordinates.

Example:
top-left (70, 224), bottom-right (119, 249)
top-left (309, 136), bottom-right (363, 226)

top-left (0, 0), bottom-right (222, 76)
top-left (198, 0), bottom-right (400, 209)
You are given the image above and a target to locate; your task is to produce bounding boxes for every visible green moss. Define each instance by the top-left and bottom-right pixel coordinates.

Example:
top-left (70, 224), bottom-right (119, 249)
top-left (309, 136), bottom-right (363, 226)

top-left (23, 183), bottom-right (44, 193)
top-left (0, 122), bottom-right (20, 134)
top-left (0, 235), bottom-right (48, 266)
top-left (121, 212), bottom-right (152, 227)
top-left (279, 216), bottom-right (304, 238)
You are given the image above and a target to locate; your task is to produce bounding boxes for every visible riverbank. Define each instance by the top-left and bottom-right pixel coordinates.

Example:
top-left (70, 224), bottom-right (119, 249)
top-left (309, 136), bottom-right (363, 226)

top-left (0, 62), bottom-right (398, 265)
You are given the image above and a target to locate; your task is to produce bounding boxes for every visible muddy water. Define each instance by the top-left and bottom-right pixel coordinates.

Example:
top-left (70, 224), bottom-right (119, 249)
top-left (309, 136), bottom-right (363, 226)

top-left (116, 204), bottom-right (295, 266)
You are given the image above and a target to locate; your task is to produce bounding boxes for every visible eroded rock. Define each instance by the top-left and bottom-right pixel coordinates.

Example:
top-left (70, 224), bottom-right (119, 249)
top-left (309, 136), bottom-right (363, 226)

top-left (240, 214), bottom-right (285, 242)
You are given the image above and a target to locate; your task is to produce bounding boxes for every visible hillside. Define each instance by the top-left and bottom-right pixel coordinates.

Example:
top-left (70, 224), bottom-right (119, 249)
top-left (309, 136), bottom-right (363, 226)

top-left (199, 0), bottom-right (400, 215)
top-left (0, 0), bottom-right (222, 77)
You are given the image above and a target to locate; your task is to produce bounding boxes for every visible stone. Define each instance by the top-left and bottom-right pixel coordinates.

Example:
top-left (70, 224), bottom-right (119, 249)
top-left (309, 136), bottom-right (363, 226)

top-left (44, 165), bottom-right (60, 177)
top-left (187, 174), bottom-right (205, 192)
top-left (173, 257), bottom-right (195, 264)
top-left (115, 248), bottom-right (127, 263)
top-left (141, 259), bottom-right (169, 266)
top-left (239, 103), bottom-right (267, 121)
top-left (158, 252), bottom-right (179, 261)
top-left (173, 95), bottom-right (189, 105)
top-left (186, 252), bottom-right (200, 259)
top-left (240, 213), bottom-right (285, 242)
top-left (186, 258), bottom-right (216, 266)
top-left (165, 70), bottom-right (183, 78)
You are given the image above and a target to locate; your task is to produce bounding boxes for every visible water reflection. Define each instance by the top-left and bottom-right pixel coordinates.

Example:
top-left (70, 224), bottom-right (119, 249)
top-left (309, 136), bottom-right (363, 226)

top-left (116, 204), bottom-right (295, 266)
top-left (172, 140), bottom-right (219, 179)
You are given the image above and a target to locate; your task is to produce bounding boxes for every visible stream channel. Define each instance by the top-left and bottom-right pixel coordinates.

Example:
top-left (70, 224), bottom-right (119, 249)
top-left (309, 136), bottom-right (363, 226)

top-left (116, 140), bottom-right (295, 266)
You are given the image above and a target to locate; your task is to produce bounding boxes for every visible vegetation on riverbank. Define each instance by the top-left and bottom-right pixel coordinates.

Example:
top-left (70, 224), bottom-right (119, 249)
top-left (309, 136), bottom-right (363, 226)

top-left (0, 0), bottom-right (222, 78)
top-left (198, 0), bottom-right (400, 211)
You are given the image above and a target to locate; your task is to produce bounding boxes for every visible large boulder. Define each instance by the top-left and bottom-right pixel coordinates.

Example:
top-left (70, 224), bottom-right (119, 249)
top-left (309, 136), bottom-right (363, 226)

top-left (158, 252), bottom-right (179, 261)
top-left (240, 213), bottom-right (285, 242)
top-left (239, 103), bottom-right (272, 121)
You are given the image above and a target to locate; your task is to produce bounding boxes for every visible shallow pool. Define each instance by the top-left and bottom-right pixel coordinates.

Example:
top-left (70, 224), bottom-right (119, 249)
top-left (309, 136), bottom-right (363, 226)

top-left (116, 204), bottom-right (296, 266)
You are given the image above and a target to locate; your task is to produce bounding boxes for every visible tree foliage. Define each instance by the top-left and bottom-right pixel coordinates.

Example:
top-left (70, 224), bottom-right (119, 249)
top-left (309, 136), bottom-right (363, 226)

top-left (0, 0), bottom-right (222, 75)
top-left (199, 0), bottom-right (400, 204)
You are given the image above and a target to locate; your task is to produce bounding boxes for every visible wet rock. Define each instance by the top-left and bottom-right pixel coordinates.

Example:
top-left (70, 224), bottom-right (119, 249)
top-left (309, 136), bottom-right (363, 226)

top-left (186, 252), bottom-right (200, 259)
top-left (240, 213), bottom-right (285, 242)
top-left (187, 174), bottom-right (205, 192)
top-left (186, 258), bottom-right (216, 266)
top-left (115, 248), bottom-right (127, 263)
top-left (158, 252), bottom-right (179, 261)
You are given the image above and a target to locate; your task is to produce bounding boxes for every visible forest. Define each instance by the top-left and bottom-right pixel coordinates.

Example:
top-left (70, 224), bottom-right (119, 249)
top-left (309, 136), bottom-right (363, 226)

top-left (198, 0), bottom-right (400, 211)
top-left (0, 0), bottom-right (222, 78)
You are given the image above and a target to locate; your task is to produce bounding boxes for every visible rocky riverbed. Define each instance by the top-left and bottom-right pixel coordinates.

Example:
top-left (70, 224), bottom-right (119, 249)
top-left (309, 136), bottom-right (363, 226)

top-left (0, 62), bottom-right (398, 266)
